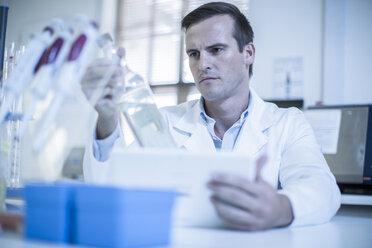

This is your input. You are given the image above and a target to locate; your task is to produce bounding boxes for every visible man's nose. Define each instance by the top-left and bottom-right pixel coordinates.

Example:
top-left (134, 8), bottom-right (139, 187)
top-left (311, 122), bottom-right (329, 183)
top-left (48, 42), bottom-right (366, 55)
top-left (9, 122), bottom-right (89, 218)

top-left (198, 52), bottom-right (212, 71)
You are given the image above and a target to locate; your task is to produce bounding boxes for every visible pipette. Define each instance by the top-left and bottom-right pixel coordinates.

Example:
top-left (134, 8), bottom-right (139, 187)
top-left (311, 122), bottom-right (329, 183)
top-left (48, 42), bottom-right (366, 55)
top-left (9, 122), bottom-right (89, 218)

top-left (16, 21), bottom-right (74, 140)
top-left (0, 19), bottom-right (64, 124)
top-left (33, 15), bottom-right (100, 153)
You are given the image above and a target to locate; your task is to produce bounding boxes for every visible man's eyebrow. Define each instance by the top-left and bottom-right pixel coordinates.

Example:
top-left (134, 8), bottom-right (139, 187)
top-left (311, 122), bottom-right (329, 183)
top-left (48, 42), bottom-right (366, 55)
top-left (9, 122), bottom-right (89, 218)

top-left (186, 48), bottom-right (199, 54)
top-left (206, 43), bottom-right (228, 49)
top-left (186, 43), bottom-right (228, 54)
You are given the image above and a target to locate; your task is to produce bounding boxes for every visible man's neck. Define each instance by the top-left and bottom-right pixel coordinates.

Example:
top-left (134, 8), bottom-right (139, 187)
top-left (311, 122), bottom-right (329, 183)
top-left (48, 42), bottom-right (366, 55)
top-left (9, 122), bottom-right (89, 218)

top-left (204, 91), bottom-right (250, 139)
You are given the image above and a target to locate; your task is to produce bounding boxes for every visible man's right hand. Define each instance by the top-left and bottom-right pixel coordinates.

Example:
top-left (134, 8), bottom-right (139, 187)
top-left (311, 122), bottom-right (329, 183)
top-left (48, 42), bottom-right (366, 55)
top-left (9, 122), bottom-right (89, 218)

top-left (81, 56), bottom-right (125, 139)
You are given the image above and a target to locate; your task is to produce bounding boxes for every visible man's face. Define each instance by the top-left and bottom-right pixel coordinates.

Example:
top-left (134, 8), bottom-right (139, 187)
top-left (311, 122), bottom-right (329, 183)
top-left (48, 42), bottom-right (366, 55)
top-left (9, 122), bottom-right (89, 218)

top-left (185, 15), bottom-right (254, 103)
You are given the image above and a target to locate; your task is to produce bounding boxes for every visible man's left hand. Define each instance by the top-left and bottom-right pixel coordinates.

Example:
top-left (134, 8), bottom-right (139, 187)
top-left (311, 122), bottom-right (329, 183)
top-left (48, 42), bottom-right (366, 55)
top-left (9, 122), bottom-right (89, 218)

top-left (207, 156), bottom-right (294, 231)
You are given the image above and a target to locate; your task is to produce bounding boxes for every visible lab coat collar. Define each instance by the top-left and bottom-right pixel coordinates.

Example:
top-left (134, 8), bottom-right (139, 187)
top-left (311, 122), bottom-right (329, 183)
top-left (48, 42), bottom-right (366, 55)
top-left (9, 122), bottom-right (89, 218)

top-left (172, 88), bottom-right (278, 155)
top-left (173, 100), bottom-right (216, 152)
top-left (234, 89), bottom-right (277, 157)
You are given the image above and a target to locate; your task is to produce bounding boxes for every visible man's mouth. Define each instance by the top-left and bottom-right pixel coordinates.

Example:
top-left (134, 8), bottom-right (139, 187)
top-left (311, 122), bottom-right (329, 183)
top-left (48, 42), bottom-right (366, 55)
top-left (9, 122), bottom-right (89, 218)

top-left (199, 77), bottom-right (219, 83)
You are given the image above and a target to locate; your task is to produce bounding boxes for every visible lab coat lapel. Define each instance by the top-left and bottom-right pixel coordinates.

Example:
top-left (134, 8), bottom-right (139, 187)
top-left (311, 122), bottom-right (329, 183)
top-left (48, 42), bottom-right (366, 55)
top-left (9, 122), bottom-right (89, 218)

top-left (182, 125), bottom-right (216, 152)
top-left (235, 89), bottom-right (275, 158)
top-left (235, 119), bottom-right (267, 157)
top-left (172, 100), bottom-right (216, 152)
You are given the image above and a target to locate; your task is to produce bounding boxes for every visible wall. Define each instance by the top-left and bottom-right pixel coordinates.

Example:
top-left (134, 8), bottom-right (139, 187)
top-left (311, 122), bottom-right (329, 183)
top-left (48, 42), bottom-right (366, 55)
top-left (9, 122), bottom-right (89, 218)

top-left (326, 0), bottom-right (372, 105)
top-left (249, 0), bottom-right (372, 106)
top-left (343, 0), bottom-right (372, 104)
top-left (323, 0), bottom-right (346, 105)
top-left (249, 0), bottom-right (323, 107)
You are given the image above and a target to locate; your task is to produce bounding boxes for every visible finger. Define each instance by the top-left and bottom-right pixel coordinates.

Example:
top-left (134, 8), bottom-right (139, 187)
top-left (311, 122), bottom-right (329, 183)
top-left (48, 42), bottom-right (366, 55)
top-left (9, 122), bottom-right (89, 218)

top-left (207, 182), bottom-right (260, 212)
top-left (106, 74), bottom-right (124, 88)
top-left (90, 57), bottom-right (118, 67)
top-left (255, 155), bottom-right (267, 182)
top-left (84, 84), bottom-right (109, 101)
top-left (95, 98), bottom-right (118, 115)
top-left (117, 47), bottom-right (125, 58)
top-left (105, 80), bottom-right (125, 97)
top-left (210, 196), bottom-right (260, 229)
top-left (83, 65), bottom-right (123, 85)
top-left (98, 98), bottom-right (117, 109)
top-left (209, 172), bottom-right (261, 196)
top-left (86, 77), bottom-right (124, 107)
top-left (112, 66), bottom-right (124, 77)
top-left (87, 86), bottom-right (115, 107)
top-left (105, 87), bottom-right (122, 102)
top-left (101, 86), bottom-right (115, 98)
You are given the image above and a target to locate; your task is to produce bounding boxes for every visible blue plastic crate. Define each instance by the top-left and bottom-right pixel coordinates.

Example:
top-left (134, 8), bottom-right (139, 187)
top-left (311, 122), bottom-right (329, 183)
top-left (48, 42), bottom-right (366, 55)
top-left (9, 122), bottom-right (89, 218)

top-left (75, 185), bottom-right (177, 248)
top-left (24, 183), bottom-right (75, 243)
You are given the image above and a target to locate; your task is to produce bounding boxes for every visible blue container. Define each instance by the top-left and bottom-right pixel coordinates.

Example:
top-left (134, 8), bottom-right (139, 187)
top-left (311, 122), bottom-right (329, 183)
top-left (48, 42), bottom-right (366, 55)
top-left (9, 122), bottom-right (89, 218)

top-left (24, 183), bottom-right (74, 243)
top-left (75, 185), bottom-right (177, 248)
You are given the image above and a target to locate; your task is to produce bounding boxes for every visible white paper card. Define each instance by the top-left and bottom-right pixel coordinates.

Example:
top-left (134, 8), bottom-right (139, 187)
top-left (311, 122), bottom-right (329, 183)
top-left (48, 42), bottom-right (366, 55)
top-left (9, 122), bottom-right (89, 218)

top-left (105, 148), bottom-right (256, 228)
top-left (304, 109), bottom-right (342, 154)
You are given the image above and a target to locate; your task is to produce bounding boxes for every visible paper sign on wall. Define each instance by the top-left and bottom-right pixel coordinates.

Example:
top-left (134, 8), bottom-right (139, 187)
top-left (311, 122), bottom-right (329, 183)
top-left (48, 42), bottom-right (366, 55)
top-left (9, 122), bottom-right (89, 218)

top-left (272, 57), bottom-right (303, 99)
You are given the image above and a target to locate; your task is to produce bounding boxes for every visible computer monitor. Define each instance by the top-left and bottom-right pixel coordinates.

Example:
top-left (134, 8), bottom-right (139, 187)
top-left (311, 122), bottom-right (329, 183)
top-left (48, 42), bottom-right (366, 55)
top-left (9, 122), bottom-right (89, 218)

top-left (304, 105), bottom-right (372, 195)
top-left (265, 99), bottom-right (304, 109)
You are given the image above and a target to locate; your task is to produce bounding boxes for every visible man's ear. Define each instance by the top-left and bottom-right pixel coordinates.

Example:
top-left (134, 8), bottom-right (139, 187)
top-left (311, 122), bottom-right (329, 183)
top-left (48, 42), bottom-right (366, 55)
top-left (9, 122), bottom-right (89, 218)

top-left (244, 42), bottom-right (255, 66)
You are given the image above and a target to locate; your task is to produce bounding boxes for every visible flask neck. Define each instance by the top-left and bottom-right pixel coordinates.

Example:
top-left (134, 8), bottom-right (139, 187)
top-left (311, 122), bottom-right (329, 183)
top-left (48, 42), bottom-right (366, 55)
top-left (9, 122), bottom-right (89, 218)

top-left (121, 60), bottom-right (147, 90)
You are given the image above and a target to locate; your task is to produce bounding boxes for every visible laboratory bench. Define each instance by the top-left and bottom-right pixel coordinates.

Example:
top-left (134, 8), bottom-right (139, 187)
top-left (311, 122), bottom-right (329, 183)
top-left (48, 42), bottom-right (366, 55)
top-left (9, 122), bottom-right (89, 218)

top-left (0, 204), bottom-right (371, 248)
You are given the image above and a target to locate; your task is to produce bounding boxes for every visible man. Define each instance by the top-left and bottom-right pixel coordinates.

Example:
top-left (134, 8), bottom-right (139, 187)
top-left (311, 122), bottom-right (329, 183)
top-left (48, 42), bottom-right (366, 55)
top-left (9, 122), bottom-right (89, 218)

top-left (82, 2), bottom-right (341, 230)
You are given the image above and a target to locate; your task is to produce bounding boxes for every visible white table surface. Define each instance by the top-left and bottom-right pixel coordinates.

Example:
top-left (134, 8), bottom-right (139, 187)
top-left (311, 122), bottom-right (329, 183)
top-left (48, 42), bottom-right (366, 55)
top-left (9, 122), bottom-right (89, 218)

top-left (170, 205), bottom-right (372, 248)
top-left (1, 205), bottom-right (371, 248)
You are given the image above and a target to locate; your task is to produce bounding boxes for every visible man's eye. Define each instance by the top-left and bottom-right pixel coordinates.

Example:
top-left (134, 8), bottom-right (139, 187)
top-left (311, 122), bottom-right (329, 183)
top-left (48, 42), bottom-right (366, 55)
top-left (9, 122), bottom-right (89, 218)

top-left (212, 47), bottom-right (223, 54)
top-left (188, 52), bottom-right (199, 58)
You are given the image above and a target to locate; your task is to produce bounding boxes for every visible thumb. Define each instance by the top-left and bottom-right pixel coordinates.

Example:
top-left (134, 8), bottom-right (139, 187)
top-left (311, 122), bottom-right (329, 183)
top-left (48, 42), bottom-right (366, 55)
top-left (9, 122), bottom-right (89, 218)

top-left (255, 155), bottom-right (267, 182)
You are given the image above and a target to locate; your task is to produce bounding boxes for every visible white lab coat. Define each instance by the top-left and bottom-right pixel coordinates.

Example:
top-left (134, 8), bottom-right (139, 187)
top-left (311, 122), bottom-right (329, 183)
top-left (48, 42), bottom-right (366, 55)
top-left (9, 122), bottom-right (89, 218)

top-left (83, 89), bottom-right (341, 227)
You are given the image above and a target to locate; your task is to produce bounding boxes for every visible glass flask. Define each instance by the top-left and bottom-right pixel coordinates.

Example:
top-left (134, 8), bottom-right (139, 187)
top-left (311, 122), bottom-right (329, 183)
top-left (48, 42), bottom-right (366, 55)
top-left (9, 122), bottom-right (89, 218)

top-left (118, 60), bottom-right (177, 148)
